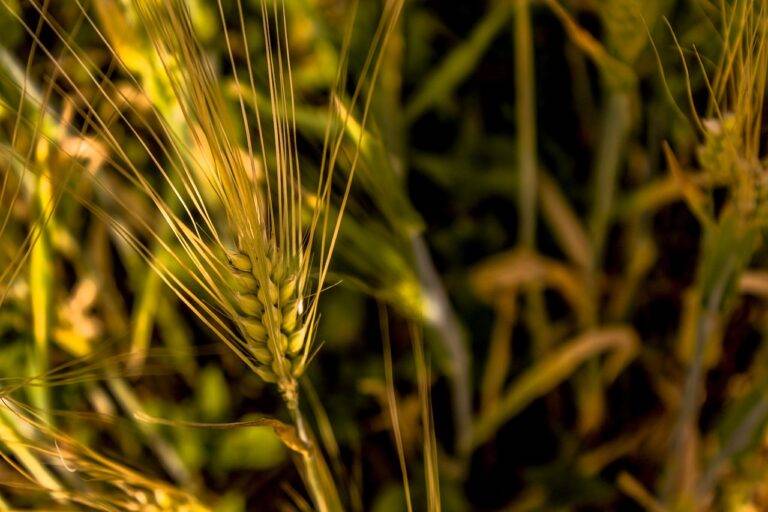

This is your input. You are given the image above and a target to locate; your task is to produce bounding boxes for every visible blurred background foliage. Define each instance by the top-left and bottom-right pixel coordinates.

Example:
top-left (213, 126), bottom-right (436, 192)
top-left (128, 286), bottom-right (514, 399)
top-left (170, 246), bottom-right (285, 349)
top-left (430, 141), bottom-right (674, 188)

top-left (2, 0), bottom-right (768, 511)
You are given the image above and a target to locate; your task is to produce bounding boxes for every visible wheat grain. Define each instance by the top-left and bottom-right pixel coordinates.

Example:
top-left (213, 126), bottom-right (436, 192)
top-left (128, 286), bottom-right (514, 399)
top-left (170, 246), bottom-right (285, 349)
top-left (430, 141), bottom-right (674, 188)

top-left (227, 245), bottom-right (307, 403)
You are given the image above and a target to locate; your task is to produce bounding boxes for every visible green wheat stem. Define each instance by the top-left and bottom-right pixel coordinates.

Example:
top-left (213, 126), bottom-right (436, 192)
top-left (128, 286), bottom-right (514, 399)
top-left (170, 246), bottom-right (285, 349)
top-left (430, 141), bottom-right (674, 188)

top-left (588, 90), bottom-right (632, 262)
top-left (663, 270), bottom-right (729, 504)
top-left (411, 235), bottom-right (472, 455)
top-left (515, 0), bottom-right (537, 249)
top-left (292, 407), bottom-right (343, 512)
top-left (514, 0), bottom-right (552, 360)
top-left (577, 90), bottom-right (632, 433)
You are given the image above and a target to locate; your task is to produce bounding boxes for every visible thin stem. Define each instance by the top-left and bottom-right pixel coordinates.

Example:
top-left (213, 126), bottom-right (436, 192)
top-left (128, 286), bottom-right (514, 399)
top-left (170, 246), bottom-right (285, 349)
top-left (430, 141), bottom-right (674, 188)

top-left (515, 1), bottom-right (551, 368)
top-left (663, 256), bottom-right (734, 505)
top-left (29, 170), bottom-right (53, 424)
top-left (293, 406), bottom-right (343, 512)
top-left (515, 0), bottom-right (537, 248)
top-left (411, 235), bottom-right (472, 455)
top-left (0, 406), bottom-right (62, 495)
top-left (578, 90), bottom-right (632, 434)
top-left (588, 90), bottom-right (631, 262)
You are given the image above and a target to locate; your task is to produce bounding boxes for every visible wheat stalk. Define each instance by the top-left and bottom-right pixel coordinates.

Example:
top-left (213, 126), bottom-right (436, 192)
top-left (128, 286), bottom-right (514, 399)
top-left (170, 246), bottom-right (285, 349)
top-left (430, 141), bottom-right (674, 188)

top-left (0, 0), bottom-right (403, 508)
top-left (659, 1), bottom-right (768, 506)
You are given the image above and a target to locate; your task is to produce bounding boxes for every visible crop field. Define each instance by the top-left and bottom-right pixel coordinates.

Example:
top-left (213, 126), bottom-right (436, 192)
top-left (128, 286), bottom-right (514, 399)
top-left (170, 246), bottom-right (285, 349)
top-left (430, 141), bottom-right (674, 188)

top-left (0, 1), bottom-right (766, 511)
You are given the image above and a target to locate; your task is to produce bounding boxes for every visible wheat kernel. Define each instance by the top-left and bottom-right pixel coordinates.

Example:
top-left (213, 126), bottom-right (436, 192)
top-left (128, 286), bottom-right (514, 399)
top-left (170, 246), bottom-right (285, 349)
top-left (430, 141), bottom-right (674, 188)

top-left (226, 250), bottom-right (252, 272)
top-left (279, 276), bottom-right (296, 303)
top-left (282, 302), bottom-right (298, 332)
top-left (232, 269), bottom-right (258, 292)
top-left (288, 329), bottom-right (304, 355)
top-left (257, 280), bottom-right (279, 305)
top-left (236, 292), bottom-right (263, 316)
top-left (251, 346), bottom-right (272, 364)
top-left (262, 304), bottom-right (281, 326)
top-left (277, 332), bottom-right (289, 352)
top-left (241, 317), bottom-right (268, 341)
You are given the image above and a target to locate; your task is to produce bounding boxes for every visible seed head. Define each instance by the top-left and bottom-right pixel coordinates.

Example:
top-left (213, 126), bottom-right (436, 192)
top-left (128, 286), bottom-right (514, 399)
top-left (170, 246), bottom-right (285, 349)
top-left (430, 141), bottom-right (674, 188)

top-left (229, 246), bottom-right (307, 406)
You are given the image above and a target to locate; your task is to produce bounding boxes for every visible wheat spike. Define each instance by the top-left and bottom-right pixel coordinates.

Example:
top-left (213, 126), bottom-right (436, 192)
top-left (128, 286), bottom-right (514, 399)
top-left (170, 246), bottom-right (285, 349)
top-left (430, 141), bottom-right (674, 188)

top-left (0, 0), bottom-right (404, 506)
top-left (228, 245), bottom-right (307, 403)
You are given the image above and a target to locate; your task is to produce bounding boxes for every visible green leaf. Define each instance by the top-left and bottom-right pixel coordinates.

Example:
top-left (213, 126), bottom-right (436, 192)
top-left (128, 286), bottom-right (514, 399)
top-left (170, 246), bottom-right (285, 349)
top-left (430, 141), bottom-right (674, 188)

top-left (214, 418), bottom-right (287, 472)
top-left (197, 365), bottom-right (232, 422)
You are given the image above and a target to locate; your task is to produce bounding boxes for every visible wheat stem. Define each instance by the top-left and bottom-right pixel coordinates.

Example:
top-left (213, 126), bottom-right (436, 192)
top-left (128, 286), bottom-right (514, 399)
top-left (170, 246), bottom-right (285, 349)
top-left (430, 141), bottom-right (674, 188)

top-left (293, 407), bottom-right (343, 512)
top-left (588, 90), bottom-right (631, 262)
top-left (411, 235), bottom-right (472, 455)
top-left (662, 254), bottom-right (734, 504)
top-left (515, 0), bottom-right (537, 249)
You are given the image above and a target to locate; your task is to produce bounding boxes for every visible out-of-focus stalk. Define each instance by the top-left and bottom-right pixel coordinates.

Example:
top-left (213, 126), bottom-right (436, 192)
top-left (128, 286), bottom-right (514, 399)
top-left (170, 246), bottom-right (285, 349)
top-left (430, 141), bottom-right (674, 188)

top-left (292, 408), bottom-right (343, 512)
top-left (29, 143), bottom-right (53, 424)
top-left (515, 0), bottom-right (537, 249)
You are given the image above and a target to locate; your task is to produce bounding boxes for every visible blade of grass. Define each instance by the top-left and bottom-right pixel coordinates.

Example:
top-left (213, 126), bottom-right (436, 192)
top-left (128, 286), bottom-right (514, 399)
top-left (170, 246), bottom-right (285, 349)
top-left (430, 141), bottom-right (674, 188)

top-left (404, 1), bottom-right (513, 122)
top-left (516, 0), bottom-right (537, 249)
top-left (0, 404), bottom-right (62, 497)
top-left (539, 171), bottom-right (592, 269)
top-left (379, 305), bottom-right (413, 512)
top-left (471, 326), bottom-right (639, 449)
top-left (588, 91), bottom-right (632, 260)
top-left (411, 235), bottom-right (472, 455)
top-left (617, 472), bottom-right (667, 512)
top-left (28, 157), bottom-right (53, 425)
top-left (480, 295), bottom-right (516, 414)
top-left (410, 323), bottom-right (441, 512)
top-left (513, 0), bottom-right (552, 362)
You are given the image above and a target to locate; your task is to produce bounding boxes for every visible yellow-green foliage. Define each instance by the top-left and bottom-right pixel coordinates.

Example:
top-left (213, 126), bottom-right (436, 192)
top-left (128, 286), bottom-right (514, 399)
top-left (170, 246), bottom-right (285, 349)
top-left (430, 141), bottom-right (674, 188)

top-left (5, 0), bottom-right (768, 511)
